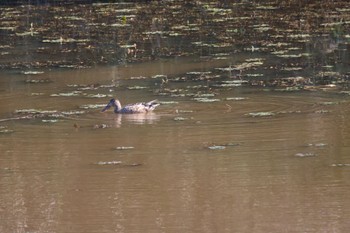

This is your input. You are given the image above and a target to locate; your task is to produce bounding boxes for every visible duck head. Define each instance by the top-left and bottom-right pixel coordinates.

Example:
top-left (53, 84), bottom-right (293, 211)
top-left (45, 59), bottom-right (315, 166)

top-left (101, 99), bottom-right (116, 112)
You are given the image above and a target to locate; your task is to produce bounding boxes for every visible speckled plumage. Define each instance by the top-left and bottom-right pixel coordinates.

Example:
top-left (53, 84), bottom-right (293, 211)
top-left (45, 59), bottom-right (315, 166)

top-left (102, 98), bottom-right (159, 114)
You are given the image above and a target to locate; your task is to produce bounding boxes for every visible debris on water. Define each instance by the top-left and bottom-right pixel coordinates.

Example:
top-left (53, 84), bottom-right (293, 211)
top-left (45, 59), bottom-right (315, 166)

top-left (318, 102), bottom-right (339, 106)
top-left (175, 109), bottom-right (194, 113)
top-left (331, 163), bottom-right (350, 167)
top-left (115, 146), bottom-right (134, 150)
top-left (130, 76), bottom-right (148, 80)
top-left (222, 143), bottom-right (240, 147)
top-left (42, 119), bottom-right (59, 123)
top-left (25, 78), bottom-right (52, 84)
top-left (193, 97), bottom-right (220, 103)
top-left (50, 91), bottom-right (81, 97)
top-left (152, 74), bottom-right (167, 79)
top-left (93, 124), bottom-right (109, 129)
top-left (294, 152), bottom-right (317, 157)
top-left (173, 117), bottom-right (187, 121)
top-left (306, 143), bottom-right (328, 147)
top-left (277, 110), bottom-right (302, 115)
top-left (15, 109), bottom-right (58, 115)
top-left (213, 80), bottom-right (248, 87)
top-left (225, 97), bottom-right (248, 101)
top-left (247, 112), bottom-right (276, 117)
top-left (80, 104), bottom-right (106, 109)
top-left (31, 93), bottom-right (45, 96)
top-left (97, 161), bottom-right (122, 165)
top-left (314, 110), bottom-right (330, 114)
top-left (85, 93), bottom-right (110, 98)
top-left (127, 86), bottom-right (149, 90)
top-left (22, 71), bottom-right (44, 75)
top-left (0, 126), bottom-right (14, 134)
top-left (208, 145), bottom-right (226, 150)
top-left (159, 101), bottom-right (179, 105)
top-left (62, 110), bottom-right (86, 115)
top-left (194, 93), bottom-right (216, 98)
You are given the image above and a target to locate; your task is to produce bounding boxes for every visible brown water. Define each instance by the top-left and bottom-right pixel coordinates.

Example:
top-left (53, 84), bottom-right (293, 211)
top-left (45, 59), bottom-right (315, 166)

top-left (1, 58), bottom-right (350, 233)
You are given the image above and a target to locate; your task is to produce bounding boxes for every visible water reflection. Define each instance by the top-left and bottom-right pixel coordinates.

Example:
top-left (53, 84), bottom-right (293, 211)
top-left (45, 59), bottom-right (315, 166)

top-left (111, 112), bottom-right (160, 127)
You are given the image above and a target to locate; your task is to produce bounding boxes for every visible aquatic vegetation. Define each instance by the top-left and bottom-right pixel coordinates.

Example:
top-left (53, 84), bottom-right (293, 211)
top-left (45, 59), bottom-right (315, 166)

top-left (175, 110), bottom-right (194, 113)
top-left (25, 78), bottom-right (52, 84)
top-left (50, 91), bottom-right (81, 97)
top-left (42, 119), bottom-right (59, 123)
top-left (0, 0), bottom-right (349, 92)
top-left (42, 38), bottom-right (90, 43)
top-left (159, 101), bottom-right (179, 105)
top-left (127, 86), bottom-right (149, 90)
top-left (318, 102), bottom-right (339, 106)
top-left (15, 109), bottom-right (58, 114)
top-left (331, 163), bottom-right (350, 167)
top-left (80, 104), bottom-right (106, 109)
top-left (115, 146), bottom-right (134, 150)
top-left (193, 97), bottom-right (220, 103)
top-left (225, 97), bottom-right (248, 101)
top-left (294, 153), bottom-right (317, 157)
top-left (208, 145), bottom-right (226, 150)
top-left (306, 143), bottom-right (328, 147)
top-left (0, 126), bottom-right (14, 134)
top-left (85, 93), bottom-right (111, 98)
top-left (22, 71), bottom-right (44, 75)
top-left (61, 110), bottom-right (86, 115)
top-left (173, 117), bottom-right (187, 121)
top-left (213, 80), bottom-right (249, 88)
top-left (97, 161), bottom-right (122, 165)
top-left (314, 110), bottom-right (330, 114)
top-left (247, 112), bottom-right (276, 117)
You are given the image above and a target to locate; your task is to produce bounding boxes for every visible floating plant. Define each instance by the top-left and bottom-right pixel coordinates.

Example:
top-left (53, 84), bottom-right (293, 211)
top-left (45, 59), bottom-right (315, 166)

top-left (294, 152), bottom-right (317, 157)
top-left (331, 163), bottom-right (350, 167)
top-left (61, 110), bottom-right (86, 115)
top-left (0, 126), bottom-right (14, 134)
top-left (79, 104), bottom-right (106, 109)
top-left (22, 71), bottom-right (44, 75)
top-left (93, 124), bottom-right (109, 129)
top-left (85, 93), bottom-right (110, 98)
top-left (25, 79), bottom-right (51, 84)
top-left (50, 91), bottom-right (81, 97)
top-left (208, 145), bottom-right (226, 150)
top-left (225, 97), bottom-right (248, 101)
top-left (173, 117), bottom-right (187, 121)
top-left (247, 112), bottom-right (275, 117)
top-left (193, 97), bottom-right (220, 103)
top-left (97, 161), bottom-right (122, 165)
top-left (306, 143), bottom-right (328, 147)
top-left (159, 101), bottom-right (178, 105)
top-left (127, 86), bottom-right (149, 90)
top-left (15, 109), bottom-right (57, 114)
top-left (42, 119), bottom-right (59, 123)
top-left (115, 146), bottom-right (134, 150)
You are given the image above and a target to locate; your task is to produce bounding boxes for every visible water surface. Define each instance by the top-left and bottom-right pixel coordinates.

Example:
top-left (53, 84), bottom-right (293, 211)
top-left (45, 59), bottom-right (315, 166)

top-left (1, 58), bottom-right (350, 233)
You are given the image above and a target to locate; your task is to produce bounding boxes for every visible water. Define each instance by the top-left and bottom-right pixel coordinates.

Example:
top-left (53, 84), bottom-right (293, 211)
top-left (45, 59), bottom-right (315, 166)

top-left (1, 58), bottom-right (350, 233)
top-left (1, 1), bottom-right (350, 232)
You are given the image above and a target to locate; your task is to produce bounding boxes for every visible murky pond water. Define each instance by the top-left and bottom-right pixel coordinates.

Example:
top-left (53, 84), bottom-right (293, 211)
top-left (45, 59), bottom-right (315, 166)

top-left (1, 57), bottom-right (350, 233)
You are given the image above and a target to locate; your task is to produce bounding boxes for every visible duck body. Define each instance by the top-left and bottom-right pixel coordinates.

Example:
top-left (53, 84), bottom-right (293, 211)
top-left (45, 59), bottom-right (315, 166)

top-left (102, 98), bottom-right (159, 114)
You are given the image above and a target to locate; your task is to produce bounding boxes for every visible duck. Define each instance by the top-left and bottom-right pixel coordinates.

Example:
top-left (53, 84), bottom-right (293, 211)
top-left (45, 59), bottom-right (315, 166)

top-left (101, 98), bottom-right (160, 114)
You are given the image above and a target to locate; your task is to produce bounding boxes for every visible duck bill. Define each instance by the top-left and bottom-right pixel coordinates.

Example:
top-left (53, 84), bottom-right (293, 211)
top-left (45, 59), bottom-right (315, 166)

top-left (101, 103), bottom-right (112, 112)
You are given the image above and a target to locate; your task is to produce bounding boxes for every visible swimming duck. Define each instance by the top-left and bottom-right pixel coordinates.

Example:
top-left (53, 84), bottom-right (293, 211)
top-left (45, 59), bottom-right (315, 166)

top-left (101, 98), bottom-right (160, 114)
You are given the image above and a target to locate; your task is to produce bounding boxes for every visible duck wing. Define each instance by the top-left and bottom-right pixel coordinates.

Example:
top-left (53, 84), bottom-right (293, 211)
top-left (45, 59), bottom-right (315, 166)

top-left (121, 100), bottom-right (159, 113)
